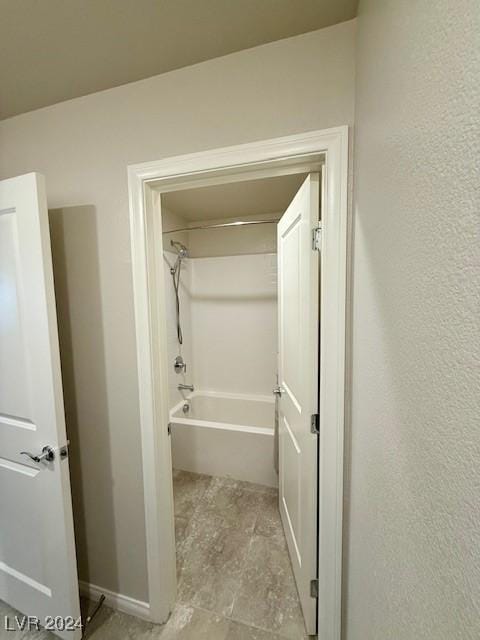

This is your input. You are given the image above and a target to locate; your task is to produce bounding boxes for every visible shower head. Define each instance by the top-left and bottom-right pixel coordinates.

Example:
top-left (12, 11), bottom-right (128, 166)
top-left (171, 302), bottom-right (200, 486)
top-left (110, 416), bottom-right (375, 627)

top-left (169, 240), bottom-right (188, 277)
top-left (170, 240), bottom-right (189, 258)
top-left (169, 240), bottom-right (188, 345)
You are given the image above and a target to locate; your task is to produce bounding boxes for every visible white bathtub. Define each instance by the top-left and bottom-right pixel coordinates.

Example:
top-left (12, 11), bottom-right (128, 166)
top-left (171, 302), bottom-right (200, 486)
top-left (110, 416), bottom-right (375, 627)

top-left (170, 391), bottom-right (277, 488)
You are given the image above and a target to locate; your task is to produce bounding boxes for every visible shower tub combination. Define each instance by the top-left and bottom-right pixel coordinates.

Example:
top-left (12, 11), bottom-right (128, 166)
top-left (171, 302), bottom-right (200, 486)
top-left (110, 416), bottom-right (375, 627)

top-left (170, 391), bottom-right (277, 487)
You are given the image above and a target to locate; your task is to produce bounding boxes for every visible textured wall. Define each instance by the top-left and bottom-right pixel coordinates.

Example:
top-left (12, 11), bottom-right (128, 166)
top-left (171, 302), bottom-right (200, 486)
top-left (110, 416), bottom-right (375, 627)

top-left (0, 20), bottom-right (356, 601)
top-left (347, 1), bottom-right (480, 638)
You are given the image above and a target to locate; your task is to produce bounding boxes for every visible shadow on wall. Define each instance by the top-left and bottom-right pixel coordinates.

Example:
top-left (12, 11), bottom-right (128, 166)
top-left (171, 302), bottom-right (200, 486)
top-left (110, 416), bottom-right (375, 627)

top-left (49, 206), bottom-right (117, 592)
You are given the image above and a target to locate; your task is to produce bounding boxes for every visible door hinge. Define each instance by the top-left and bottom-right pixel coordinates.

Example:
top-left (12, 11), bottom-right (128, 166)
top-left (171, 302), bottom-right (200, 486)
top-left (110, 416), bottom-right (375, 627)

top-left (312, 223), bottom-right (322, 251)
top-left (311, 413), bottom-right (320, 435)
top-left (310, 578), bottom-right (319, 599)
top-left (167, 422), bottom-right (172, 435)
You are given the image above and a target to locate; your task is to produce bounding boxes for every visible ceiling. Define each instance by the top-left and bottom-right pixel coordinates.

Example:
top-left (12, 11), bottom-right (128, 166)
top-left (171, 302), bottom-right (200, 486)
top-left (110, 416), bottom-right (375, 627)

top-left (162, 173), bottom-right (308, 222)
top-left (0, 0), bottom-right (358, 120)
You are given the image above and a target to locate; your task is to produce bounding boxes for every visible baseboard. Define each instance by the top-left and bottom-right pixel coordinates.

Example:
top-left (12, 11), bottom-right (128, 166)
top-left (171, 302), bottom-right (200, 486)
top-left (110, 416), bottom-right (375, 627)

top-left (79, 580), bottom-right (150, 621)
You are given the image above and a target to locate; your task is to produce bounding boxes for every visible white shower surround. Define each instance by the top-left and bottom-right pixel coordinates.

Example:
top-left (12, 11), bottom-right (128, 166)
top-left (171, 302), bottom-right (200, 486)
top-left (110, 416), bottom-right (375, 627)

top-left (167, 252), bottom-right (278, 486)
top-left (164, 253), bottom-right (277, 397)
top-left (170, 390), bottom-right (277, 487)
top-left (189, 252), bottom-right (278, 395)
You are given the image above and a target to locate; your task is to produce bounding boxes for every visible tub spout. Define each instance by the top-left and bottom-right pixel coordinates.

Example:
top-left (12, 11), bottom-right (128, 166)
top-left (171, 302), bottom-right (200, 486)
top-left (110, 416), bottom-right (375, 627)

top-left (178, 383), bottom-right (194, 392)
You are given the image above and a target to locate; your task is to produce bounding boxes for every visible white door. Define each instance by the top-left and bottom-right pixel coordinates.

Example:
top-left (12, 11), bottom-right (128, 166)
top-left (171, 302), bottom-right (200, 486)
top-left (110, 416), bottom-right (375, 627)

top-left (277, 173), bottom-right (320, 635)
top-left (0, 174), bottom-right (81, 639)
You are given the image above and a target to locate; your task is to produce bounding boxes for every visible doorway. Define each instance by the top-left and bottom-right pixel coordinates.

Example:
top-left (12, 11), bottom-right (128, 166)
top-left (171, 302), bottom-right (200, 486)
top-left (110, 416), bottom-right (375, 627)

top-left (128, 128), bottom-right (348, 639)
top-left (163, 171), bottom-right (317, 636)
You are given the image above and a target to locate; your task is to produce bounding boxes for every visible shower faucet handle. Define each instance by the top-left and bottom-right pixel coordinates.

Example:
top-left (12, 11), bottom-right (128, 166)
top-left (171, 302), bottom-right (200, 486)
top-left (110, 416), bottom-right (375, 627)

top-left (174, 356), bottom-right (186, 374)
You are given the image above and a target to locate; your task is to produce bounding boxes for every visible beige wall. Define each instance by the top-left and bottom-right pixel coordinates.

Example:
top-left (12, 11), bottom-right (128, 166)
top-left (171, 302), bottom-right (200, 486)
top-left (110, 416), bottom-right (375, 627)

top-left (347, 1), bottom-right (479, 638)
top-left (0, 21), bottom-right (356, 601)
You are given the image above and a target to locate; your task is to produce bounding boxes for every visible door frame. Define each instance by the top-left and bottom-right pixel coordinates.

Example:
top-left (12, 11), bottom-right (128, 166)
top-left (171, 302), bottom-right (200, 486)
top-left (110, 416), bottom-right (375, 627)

top-left (127, 126), bottom-right (349, 638)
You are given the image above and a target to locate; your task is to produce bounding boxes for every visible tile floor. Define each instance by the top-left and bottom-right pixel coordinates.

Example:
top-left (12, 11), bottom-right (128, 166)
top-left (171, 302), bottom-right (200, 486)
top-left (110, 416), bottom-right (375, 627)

top-left (0, 471), bottom-right (307, 639)
top-left (173, 471), bottom-right (306, 639)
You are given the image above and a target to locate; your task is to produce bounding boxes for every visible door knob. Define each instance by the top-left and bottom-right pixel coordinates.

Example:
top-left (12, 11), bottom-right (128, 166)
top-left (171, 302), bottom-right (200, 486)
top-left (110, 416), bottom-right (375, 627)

top-left (20, 445), bottom-right (55, 463)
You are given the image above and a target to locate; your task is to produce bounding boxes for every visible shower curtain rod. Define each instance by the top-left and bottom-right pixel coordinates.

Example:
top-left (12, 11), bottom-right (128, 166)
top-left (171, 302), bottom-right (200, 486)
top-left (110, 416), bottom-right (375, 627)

top-left (162, 218), bottom-right (280, 234)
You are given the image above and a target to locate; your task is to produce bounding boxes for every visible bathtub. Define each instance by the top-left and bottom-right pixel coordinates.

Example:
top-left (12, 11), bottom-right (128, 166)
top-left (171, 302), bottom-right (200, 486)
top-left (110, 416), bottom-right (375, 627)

top-left (170, 391), bottom-right (277, 488)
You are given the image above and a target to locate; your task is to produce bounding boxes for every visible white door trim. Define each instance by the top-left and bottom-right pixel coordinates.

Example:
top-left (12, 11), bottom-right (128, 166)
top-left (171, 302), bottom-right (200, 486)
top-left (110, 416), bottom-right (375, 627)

top-left (127, 126), bottom-right (348, 638)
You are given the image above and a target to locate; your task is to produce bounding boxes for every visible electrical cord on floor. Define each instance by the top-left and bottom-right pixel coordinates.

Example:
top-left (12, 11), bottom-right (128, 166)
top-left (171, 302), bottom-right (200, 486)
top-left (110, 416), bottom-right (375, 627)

top-left (83, 595), bottom-right (106, 637)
